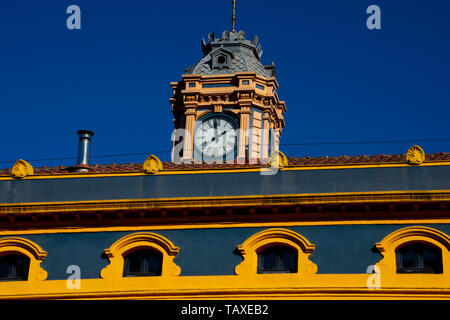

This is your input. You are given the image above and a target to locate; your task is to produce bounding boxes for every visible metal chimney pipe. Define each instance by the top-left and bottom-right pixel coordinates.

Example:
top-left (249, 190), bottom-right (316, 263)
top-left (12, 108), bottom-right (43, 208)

top-left (74, 130), bottom-right (94, 172)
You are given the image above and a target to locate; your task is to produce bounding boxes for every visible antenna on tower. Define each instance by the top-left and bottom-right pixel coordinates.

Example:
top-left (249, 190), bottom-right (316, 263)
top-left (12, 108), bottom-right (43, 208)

top-left (231, 0), bottom-right (236, 32)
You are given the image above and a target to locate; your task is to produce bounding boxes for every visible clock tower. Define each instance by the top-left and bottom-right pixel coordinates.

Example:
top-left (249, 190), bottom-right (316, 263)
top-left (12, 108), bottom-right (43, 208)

top-left (170, 25), bottom-right (286, 164)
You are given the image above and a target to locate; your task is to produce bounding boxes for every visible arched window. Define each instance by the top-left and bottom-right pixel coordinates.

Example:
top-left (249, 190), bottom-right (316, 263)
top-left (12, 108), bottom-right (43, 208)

top-left (396, 243), bottom-right (443, 274)
top-left (101, 232), bottom-right (180, 280)
top-left (375, 226), bottom-right (450, 279)
top-left (235, 228), bottom-right (317, 276)
top-left (0, 254), bottom-right (30, 281)
top-left (257, 245), bottom-right (298, 274)
top-left (0, 237), bottom-right (47, 282)
top-left (123, 249), bottom-right (163, 277)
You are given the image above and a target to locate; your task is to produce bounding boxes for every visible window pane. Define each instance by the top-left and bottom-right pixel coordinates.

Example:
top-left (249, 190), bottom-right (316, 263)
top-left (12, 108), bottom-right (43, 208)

top-left (399, 247), bottom-right (416, 269)
top-left (146, 253), bottom-right (162, 275)
top-left (0, 254), bottom-right (30, 281)
top-left (127, 254), bottom-right (144, 274)
top-left (280, 249), bottom-right (297, 272)
top-left (260, 248), bottom-right (278, 271)
top-left (423, 246), bottom-right (443, 273)
top-left (258, 246), bottom-right (298, 274)
top-left (123, 249), bottom-right (162, 277)
top-left (0, 259), bottom-right (10, 279)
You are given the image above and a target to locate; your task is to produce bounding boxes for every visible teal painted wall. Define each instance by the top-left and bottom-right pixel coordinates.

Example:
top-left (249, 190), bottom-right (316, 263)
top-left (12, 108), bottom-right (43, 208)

top-left (2, 165), bottom-right (450, 203)
top-left (2, 224), bottom-right (450, 280)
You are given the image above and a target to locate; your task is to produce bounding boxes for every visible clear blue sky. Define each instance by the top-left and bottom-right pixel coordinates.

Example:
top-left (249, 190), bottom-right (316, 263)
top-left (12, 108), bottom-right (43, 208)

top-left (1, 0), bottom-right (449, 168)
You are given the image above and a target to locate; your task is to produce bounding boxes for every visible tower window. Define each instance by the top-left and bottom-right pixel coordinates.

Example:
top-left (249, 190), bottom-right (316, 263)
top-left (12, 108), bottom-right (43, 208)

top-left (396, 243), bottom-right (443, 274)
top-left (211, 51), bottom-right (232, 70)
top-left (123, 249), bottom-right (163, 277)
top-left (0, 254), bottom-right (30, 281)
top-left (217, 55), bottom-right (226, 64)
top-left (257, 245), bottom-right (298, 274)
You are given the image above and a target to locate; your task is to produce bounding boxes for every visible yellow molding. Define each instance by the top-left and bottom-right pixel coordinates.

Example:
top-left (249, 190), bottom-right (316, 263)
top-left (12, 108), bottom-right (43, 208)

top-left (1, 190), bottom-right (450, 215)
top-left (1, 273), bottom-right (450, 299)
top-left (1, 161), bottom-right (450, 181)
top-left (1, 219), bottom-right (450, 237)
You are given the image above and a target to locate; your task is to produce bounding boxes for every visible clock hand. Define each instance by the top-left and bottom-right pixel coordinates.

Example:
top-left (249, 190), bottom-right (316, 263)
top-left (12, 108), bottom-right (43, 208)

top-left (213, 119), bottom-right (219, 142)
top-left (218, 130), bottom-right (227, 137)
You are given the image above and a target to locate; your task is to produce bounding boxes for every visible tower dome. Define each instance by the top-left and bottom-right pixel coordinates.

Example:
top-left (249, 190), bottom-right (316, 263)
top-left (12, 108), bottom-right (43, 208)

top-left (185, 30), bottom-right (276, 78)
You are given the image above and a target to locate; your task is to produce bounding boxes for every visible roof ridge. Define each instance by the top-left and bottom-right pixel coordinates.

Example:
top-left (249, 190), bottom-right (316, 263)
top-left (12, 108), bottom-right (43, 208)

top-left (1, 152), bottom-right (450, 175)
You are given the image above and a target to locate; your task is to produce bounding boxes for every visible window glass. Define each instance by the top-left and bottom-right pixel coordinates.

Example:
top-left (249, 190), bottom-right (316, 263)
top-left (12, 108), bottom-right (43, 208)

top-left (257, 246), bottom-right (297, 274)
top-left (0, 254), bottom-right (30, 281)
top-left (123, 249), bottom-right (163, 277)
top-left (396, 243), bottom-right (443, 274)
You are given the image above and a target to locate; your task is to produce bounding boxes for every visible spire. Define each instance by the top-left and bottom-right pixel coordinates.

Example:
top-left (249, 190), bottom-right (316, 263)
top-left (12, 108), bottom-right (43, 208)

top-left (231, 0), bottom-right (236, 32)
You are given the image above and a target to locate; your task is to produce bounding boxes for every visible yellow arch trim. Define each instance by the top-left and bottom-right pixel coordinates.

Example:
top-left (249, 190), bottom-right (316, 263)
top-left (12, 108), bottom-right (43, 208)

top-left (0, 237), bottom-right (47, 281)
top-left (234, 228), bottom-right (317, 276)
top-left (375, 226), bottom-right (450, 286)
top-left (100, 232), bottom-right (181, 280)
top-left (376, 226), bottom-right (450, 253)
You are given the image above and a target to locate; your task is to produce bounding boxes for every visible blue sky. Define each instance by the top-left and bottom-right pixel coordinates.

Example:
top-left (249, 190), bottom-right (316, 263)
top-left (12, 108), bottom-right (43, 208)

top-left (0, 0), bottom-right (449, 168)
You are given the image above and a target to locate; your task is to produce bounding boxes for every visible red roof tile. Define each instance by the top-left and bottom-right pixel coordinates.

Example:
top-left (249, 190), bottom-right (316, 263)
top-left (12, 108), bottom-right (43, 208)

top-left (1, 152), bottom-right (449, 176)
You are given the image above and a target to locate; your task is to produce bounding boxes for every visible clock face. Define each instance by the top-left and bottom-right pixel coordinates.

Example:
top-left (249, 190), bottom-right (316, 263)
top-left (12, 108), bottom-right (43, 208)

top-left (194, 115), bottom-right (237, 159)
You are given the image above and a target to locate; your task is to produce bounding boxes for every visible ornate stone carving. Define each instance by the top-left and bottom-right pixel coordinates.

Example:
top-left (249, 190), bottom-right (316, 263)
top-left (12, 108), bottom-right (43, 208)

top-left (221, 30), bottom-right (230, 41)
top-left (185, 95), bottom-right (196, 102)
top-left (143, 155), bottom-right (163, 174)
top-left (11, 159), bottom-right (34, 179)
top-left (269, 151), bottom-right (288, 169)
top-left (406, 145), bottom-right (425, 165)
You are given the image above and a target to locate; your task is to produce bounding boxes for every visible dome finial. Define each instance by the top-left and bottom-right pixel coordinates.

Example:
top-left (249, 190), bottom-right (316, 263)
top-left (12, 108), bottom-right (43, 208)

top-left (231, 0), bottom-right (236, 32)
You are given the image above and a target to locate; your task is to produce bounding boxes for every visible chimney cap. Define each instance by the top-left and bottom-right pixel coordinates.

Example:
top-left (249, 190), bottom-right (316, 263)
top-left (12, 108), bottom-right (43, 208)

top-left (77, 130), bottom-right (94, 136)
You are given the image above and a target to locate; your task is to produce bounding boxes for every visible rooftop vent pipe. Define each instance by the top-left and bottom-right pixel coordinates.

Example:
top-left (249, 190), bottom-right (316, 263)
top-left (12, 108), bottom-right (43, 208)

top-left (72, 130), bottom-right (94, 172)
